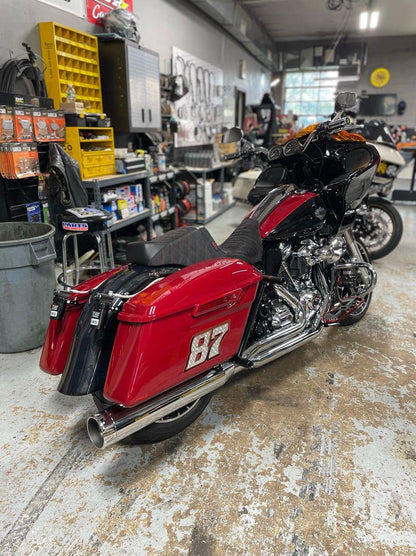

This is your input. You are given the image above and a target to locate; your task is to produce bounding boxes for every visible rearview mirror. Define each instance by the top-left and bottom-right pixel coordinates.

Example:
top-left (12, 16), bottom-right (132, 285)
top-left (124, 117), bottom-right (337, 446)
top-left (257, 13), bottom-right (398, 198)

top-left (335, 92), bottom-right (357, 112)
top-left (222, 127), bottom-right (243, 144)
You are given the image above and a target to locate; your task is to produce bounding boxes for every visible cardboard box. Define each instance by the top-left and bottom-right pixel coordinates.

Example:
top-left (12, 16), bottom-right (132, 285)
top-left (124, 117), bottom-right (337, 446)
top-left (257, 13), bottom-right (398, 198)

top-left (130, 184), bottom-right (143, 204)
top-left (127, 195), bottom-right (137, 215)
top-left (59, 101), bottom-right (84, 113)
top-left (116, 186), bottom-right (130, 199)
top-left (197, 180), bottom-right (213, 217)
top-left (215, 132), bottom-right (237, 156)
top-left (116, 198), bottom-right (129, 219)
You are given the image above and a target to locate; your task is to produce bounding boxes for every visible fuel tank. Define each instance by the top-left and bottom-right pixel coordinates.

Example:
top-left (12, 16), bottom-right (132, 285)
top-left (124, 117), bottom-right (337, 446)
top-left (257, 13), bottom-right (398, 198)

top-left (248, 186), bottom-right (326, 240)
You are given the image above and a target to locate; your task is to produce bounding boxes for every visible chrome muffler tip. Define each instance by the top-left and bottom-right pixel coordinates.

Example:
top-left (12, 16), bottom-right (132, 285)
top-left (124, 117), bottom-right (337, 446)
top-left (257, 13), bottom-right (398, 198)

top-left (87, 412), bottom-right (117, 449)
top-left (87, 416), bottom-right (105, 449)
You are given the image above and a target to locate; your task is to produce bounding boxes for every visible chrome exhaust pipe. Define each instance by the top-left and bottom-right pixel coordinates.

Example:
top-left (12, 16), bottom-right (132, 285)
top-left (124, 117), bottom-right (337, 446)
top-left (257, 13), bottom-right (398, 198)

top-left (87, 363), bottom-right (239, 449)
top-left (87, 324), bottom-right (324, 449)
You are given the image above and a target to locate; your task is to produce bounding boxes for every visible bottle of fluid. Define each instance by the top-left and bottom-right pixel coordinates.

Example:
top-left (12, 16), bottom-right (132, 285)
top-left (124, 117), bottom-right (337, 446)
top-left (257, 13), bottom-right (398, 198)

top-left (66, 84), bottom-right (76, 103)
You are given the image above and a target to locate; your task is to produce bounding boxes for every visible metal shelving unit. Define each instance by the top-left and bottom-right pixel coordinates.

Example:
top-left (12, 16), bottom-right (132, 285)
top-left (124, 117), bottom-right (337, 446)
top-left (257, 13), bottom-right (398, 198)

top-left (175, 162), bottom-right (235, 224)
top-left (108, 209), bottom-right (151, 231)
top-left (82, 170), bottom-right (178, 238)
top-left (151, 206), bottom-right (176, 222)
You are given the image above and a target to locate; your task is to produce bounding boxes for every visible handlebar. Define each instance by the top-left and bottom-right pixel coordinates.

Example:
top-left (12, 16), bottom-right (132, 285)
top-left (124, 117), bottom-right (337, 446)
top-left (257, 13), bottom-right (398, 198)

top-left (222, 145), bottom-right (268, 162)
top-left (223, 152), bottom-right (242, 161)
top-left (223, 116), bottom-right (354, 161)
top-left (317, 117), bottom-right (351, 137)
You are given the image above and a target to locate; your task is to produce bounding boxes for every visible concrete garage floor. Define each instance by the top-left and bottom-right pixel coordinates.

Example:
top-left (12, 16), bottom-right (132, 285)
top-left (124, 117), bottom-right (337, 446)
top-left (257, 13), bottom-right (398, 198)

top-left (0, 203), bottom-right (415, 555)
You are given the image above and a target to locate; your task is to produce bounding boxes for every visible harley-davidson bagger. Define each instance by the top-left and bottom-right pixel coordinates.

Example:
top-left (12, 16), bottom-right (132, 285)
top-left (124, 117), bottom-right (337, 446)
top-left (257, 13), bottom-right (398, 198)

top-left (40, 93), bottom-right (378, 449)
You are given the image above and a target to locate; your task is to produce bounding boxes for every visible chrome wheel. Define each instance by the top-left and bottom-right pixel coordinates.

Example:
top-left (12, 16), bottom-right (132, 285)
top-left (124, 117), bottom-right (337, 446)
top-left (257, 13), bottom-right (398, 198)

top-left (155, 399), bottom-right (200, 423)
top-left (354, 198), bottom-right (403, 259)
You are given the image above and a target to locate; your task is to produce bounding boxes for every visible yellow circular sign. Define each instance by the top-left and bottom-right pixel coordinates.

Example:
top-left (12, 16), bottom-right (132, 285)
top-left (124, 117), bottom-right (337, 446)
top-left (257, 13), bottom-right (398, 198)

top-left (370, 67), bottom-right (390, 88)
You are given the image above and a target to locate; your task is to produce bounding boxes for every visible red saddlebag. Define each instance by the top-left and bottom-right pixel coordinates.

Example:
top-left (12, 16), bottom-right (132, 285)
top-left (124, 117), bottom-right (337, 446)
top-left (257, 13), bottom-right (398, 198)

top-left (104, 258), bottom-right (262, 407)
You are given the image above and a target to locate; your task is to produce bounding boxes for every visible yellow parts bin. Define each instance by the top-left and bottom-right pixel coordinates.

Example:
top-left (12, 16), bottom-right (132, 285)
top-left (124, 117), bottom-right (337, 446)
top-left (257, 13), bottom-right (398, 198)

top-left (64, 127), bottom-right (115, 180)
top-left (39, 22), bottom-right (103, 113)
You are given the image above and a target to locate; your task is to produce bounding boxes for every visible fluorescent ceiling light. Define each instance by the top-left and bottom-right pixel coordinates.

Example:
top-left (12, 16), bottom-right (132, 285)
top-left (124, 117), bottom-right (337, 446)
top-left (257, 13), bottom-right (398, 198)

top-left (337, 75), bottom-right (360, 82)
top-left (370, 11), bottom-right (380, 29)
top-left (314, 75), bottom-right (359, 85)
top-left (270, 77), bottom-right (280, 86)
top-left (359, 11), bottom-right (369, 30)
top-left (360, 10), bottom-right (379, 30)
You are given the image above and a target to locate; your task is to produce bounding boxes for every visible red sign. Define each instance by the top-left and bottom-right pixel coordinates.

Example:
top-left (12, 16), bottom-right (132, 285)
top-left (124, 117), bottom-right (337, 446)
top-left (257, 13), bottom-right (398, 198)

top-left (86, 0), bottom-right (134, 27)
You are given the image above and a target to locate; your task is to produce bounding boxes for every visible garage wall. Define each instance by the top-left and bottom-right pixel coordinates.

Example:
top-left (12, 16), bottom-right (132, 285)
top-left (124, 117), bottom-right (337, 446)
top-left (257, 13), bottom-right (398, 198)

top-left (339, 36), bottom-right (416, 126)
top-left (277, 35), bottom-right (416, 126)
top-left (0, 0), bottom-right (270, 105)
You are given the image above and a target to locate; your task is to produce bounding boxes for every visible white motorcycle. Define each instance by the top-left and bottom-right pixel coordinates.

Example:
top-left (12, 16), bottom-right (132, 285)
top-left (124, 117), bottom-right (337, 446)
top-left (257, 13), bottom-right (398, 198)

top-left (353, 120), bottom-right (405, 259)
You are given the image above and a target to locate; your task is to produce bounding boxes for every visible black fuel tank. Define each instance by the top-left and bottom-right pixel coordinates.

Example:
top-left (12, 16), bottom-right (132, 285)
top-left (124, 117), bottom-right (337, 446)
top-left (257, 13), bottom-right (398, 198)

top-left (270, 195), bottom-right (327, 239)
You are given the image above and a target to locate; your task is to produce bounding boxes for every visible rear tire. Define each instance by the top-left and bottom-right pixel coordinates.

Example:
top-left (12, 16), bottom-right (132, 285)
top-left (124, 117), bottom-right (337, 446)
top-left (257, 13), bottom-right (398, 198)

top-left (130, 393), bottom-right (213, 444)
top-left (354, 197), bottom-right (403, 260)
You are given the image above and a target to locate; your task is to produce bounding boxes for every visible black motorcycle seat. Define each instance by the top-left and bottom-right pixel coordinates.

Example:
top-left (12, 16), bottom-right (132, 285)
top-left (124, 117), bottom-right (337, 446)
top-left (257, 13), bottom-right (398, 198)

top-left (126, 218), bottom-right (262, 267)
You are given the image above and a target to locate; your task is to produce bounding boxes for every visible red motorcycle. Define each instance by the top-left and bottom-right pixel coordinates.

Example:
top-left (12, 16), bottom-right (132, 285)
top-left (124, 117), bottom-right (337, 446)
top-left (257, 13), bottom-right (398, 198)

top-left (40, 93), bottom-right (378, 449)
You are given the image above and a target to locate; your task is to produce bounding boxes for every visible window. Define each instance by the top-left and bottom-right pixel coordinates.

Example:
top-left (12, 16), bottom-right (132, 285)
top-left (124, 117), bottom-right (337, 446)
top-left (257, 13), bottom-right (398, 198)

top-left (284, 70), bottom-right (339, 128)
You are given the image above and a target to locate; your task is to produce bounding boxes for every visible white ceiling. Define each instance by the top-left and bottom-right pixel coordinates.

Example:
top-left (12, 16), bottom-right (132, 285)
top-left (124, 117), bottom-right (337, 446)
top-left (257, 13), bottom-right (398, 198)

top-left (237, 0), bottom-right (416, 42)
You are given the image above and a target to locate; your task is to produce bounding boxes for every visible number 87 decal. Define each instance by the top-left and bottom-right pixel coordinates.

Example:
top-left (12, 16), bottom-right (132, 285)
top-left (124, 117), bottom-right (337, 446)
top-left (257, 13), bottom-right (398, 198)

top-left (186, 322), bottom-right (230, 371)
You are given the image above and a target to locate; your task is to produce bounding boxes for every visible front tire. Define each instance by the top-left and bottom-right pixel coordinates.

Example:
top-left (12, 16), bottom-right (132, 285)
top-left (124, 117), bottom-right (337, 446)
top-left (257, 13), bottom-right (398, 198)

top-left (354, 197), bottom-right (403, 259)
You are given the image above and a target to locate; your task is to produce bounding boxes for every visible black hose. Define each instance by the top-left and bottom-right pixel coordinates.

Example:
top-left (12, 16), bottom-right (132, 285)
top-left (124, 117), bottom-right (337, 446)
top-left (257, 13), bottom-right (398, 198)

top-left (0, 56), bottom-right (47, 96)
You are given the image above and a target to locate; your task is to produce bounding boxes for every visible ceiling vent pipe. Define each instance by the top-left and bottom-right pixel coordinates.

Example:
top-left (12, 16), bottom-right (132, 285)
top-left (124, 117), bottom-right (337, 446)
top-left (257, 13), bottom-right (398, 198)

top-left (188, 0), bottom-right (278, 70)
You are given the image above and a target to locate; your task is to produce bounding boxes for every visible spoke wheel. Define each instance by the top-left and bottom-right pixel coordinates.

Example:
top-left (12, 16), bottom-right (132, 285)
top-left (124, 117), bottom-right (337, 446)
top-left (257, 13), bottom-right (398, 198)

top-left (130, 393), bottom-right (213, 444)
top-left (354, 197), bottom-right (403, 259)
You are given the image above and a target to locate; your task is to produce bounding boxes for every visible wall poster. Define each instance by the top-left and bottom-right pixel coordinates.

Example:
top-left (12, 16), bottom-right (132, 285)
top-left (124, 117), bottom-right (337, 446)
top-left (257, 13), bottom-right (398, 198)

top-left (87, 0), bottom-right (134, 26)
top-left (172, 47), bottom-right (224, 148)
top-left (35, 0), bottom-right (86, 17)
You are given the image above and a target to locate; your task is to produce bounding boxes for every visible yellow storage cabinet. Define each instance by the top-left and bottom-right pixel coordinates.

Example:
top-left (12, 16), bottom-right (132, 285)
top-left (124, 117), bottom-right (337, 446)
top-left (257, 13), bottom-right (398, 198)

top-left (39, 22), bottom-right (103, 113)
top-left (64, 127), bottom-right (115, 180)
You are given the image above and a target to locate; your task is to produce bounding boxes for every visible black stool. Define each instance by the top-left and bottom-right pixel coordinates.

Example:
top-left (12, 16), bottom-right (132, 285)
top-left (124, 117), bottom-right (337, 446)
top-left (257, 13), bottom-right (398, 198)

top-left (60, 207), bottom-right (115, 286)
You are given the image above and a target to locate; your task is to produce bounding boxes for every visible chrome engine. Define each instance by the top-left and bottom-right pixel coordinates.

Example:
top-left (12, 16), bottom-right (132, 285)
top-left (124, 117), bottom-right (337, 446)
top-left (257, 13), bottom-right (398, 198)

top-left (251, 235), bottom-right (349, 342)
top-left (294, 236), bottom-right (347, 265)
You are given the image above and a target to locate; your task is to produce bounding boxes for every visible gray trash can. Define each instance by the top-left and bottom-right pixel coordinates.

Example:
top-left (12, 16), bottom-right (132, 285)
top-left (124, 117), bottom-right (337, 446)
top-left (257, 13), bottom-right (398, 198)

top-left (0, 222), bottom-right (56, 353)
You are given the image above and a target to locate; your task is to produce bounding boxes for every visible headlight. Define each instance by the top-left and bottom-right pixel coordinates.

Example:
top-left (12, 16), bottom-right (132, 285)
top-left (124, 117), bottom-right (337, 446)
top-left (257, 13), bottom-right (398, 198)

top-left (385, 164), bottom-right (398, 177)
top-left (376, 161), bottom-right (387, 176)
